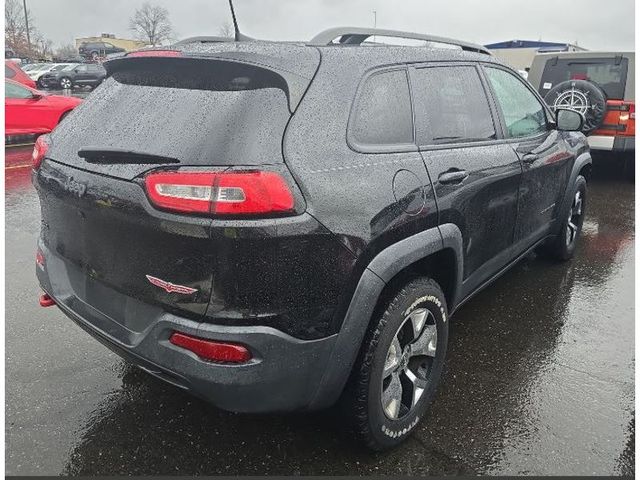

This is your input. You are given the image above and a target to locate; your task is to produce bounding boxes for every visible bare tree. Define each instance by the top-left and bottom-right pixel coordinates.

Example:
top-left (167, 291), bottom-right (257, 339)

top-left (5, 0), bottom-right (35, 56)
top-left (218, 22), bottom-right (233, 38)
top-left (129, 2), bottom-right (172, 46)
top-left (55, 43), bottom-right (78, 60)
top-left (34, 34), bottom-right (53, 59)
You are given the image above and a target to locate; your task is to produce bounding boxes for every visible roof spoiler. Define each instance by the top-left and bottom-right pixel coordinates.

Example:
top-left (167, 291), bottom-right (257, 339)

top-left (309, 27), bottom-right (492, 55)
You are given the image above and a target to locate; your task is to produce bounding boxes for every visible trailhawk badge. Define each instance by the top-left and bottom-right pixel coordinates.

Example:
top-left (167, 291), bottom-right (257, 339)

top-left (145, 275), bottom-right (198, 295)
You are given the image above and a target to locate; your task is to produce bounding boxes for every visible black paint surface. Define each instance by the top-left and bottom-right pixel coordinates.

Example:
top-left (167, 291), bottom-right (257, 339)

top-left (6, 154), bottom-right (634, 475)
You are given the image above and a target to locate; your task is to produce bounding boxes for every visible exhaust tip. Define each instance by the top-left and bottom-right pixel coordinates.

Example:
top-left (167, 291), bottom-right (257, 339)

top-left (39, 293), bottom-right (56, 307)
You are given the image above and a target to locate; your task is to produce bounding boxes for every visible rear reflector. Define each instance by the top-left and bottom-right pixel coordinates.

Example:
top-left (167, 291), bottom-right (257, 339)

top-left (39, 293), bottom-right (56, 307)
top-left (169, 332), bottom-right (252, 363)
top-left (36, 248), bottom-right (45, 270)
top-left (145, 170), bottom-right (295, 216)
top-left (32, 134), bottom-right (50, 170)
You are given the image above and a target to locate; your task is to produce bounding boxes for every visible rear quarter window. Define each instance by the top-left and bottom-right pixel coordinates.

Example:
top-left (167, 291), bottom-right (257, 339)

top-left (5, 64), bottom-right (15, 78)
top-left (349, 69), bottom-right (414, 149)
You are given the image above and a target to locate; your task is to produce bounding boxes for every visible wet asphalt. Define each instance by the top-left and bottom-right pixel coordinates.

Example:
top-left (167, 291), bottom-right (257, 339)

top-left (5, 152), bottom-right (635, 475)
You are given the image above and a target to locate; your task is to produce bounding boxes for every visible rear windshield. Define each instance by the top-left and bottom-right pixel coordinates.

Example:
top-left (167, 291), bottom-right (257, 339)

top-left (539, 57), bottom-right (629, 99)
top-left (49, 59), bottom-right (292, 170)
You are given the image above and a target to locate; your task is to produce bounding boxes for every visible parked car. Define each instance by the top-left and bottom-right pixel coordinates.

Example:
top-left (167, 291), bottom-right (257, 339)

top-left (5, 60), bottom-right (36, 89)
top-left (5, 79), bottom-right (82, 136)
top-left (38, 63), bottom-right (106, 90)
top-left (26, 63), bottom-right (66, 84)
top-left (78, 41), bottom-right (126, 60)
top-left (528, 51), bottom-right (634, 162)
top-left (31, 64), bottom-right (72, 88)
top-left (33, 28), bottom-right (591, 450)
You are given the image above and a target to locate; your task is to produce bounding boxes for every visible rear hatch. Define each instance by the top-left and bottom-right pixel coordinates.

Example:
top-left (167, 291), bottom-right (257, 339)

top-left (35, 50), bottom-right (318, 323)
top-left (538, 54), bottom-right (635, 136)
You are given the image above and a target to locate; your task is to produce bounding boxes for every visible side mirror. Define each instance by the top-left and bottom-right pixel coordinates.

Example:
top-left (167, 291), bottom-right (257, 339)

top-left (556, 108), bottom-right (584, 132)
top-left (31, 93), bottom-right (43, 100)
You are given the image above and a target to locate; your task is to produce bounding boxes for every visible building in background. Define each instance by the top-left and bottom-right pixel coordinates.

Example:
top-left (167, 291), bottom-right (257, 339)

top-left (485, 40), bottom-right (587, 71)
top-left (74, 33), bottom-right (148, 52)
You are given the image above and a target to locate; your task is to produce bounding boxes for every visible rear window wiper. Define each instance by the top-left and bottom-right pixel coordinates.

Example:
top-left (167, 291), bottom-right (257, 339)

top-left (78, 148), bottom-right (180, 165)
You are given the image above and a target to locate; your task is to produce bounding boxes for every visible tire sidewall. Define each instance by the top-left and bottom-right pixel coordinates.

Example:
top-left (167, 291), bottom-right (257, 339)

top-left (365, 280), bottom-right (449, 449)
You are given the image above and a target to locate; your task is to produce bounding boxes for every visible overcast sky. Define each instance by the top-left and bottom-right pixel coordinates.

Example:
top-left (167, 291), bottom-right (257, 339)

top-left (27, 0), bottom-right (635, 51)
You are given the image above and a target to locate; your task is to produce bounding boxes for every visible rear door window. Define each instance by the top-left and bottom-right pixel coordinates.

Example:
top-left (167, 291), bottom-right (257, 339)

top-left (539, 57), bottom-right (628, 99)
top-left (485, 67), bottom-right (548, 138)
top-left (349, 69), bottom-right (414, 148)
top-left (412, 65), bottom-right (496, 145)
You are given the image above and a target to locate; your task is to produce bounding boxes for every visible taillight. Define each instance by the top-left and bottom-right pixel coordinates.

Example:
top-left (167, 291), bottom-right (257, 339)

top-left (625, 102), bottom-right (635, 120)
top-left (144, 170), bottom-right (295, 216)
top-left (32, 134), bottom-right (50, 170)
top-left (169, 332), bottom-right (252, 363)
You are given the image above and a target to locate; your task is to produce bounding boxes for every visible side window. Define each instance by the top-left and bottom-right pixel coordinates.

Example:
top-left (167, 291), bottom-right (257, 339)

top-left (5, 65), bottom-right (15, 78)
top-left (6, 81), bottom-right (33, 99)
top-left (412, 66), bottom-right (496, 144)
top-left (350, 69), bottom-right (413, 147)
top-left (75, 65), bottom-right (87, 72)
top-left (485, 67), bottom-right (548, 138)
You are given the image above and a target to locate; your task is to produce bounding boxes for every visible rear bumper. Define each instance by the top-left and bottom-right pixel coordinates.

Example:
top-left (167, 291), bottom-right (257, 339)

top-left (36, 244), bottom-right (339, 413)
top-left (588, 135), bottom-right (635, 152)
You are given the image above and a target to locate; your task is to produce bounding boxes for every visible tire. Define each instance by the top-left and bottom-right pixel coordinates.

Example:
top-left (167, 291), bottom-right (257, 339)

top-left (343, 277), bottom-right (449, 450)
top-left (36, 78), bottom-right (45, 89)
top-left (548, 175), bottom-right (587, 261)
top-left (544, 80), bottom-right (607, 135)
top-left (60, 77), bottom-right (73, 90)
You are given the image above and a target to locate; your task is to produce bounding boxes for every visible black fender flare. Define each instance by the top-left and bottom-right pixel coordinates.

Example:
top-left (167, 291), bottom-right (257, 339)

top-left (555, 152), bottom-right (592, 234)
top-left (308, 223), bottom-right (463, 409)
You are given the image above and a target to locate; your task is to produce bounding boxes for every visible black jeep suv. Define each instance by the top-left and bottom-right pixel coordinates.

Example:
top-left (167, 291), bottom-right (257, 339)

top-left (33, 28), bottom-right (591, 450)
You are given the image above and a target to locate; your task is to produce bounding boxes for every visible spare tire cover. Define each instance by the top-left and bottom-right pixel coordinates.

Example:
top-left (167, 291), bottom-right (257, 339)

top-left (544, 79), bottom-right (607, 135)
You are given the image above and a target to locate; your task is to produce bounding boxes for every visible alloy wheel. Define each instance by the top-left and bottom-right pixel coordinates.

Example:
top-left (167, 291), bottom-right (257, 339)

top-left (61, 78), bottom-right (72, 89)
top-left (566, 190), bottom-right (583, 246)
top-left (381, 307), bottom-right (437, 420)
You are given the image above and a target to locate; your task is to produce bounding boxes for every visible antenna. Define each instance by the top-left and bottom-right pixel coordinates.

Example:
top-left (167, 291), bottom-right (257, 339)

top-left (228, 0), bottom-right (243, 41)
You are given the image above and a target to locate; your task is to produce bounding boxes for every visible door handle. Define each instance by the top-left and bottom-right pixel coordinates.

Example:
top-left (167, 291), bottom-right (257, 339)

top-left (438, 169), bottom-right (468, 185)
top-left (522, 153), bottom-right (539, 164)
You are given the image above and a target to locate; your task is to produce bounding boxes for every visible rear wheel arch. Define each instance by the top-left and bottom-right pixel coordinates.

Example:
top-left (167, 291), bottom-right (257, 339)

top-left (308, 225), bottom-right (463, 410)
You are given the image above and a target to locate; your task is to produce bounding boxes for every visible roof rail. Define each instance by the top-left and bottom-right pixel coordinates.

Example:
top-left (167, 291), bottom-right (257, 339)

top-left (309, 27), bottom-right (491, 55)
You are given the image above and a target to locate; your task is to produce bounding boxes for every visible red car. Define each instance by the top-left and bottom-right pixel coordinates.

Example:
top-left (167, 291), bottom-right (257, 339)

top-left (5, 60), bottom-right (36, 89)
top-left (5, 79), bottom-right (82, 137)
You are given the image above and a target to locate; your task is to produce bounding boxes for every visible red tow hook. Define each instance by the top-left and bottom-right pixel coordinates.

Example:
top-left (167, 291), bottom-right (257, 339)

top-left (39, 293), bottom-right (56, 307)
